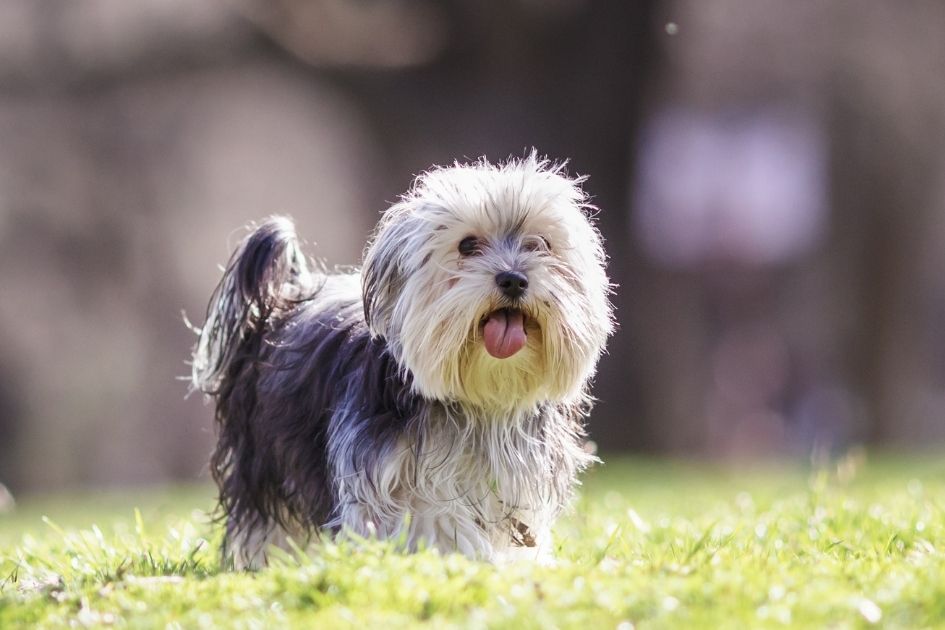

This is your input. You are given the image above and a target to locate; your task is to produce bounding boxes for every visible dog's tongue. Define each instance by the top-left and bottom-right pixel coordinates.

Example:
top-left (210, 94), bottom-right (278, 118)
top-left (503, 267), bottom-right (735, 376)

top-left (483, 309), bottom-right (526, 359)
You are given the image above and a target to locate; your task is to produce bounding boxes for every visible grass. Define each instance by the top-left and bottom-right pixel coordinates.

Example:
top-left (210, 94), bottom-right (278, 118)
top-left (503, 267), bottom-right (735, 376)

top-left (2, 454), bottom-right (945, 628)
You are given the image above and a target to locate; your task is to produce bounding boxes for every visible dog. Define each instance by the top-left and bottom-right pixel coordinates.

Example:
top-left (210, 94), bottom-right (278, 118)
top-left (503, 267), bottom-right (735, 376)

top-left (191, 154), bottom-right (613, 568)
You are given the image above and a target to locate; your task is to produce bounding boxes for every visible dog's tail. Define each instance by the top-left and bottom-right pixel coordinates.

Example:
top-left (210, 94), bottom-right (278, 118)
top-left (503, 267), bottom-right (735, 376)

top-left (191, 216), bottom-right (312, 396)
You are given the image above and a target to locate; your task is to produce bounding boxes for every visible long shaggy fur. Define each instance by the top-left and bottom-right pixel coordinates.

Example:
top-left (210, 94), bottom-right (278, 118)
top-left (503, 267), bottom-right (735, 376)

top-left (192, 155), bottom-right (613, 568)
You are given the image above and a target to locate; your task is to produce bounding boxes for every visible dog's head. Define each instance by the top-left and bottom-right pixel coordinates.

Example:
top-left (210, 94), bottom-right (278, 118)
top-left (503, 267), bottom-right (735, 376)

top-left (362, 155), bottom-right (613, 412)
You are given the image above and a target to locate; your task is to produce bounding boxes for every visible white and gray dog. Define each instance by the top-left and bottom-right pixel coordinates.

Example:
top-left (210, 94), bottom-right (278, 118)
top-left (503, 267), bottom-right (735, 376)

top-left (191, 155), bottom-right (613, 568)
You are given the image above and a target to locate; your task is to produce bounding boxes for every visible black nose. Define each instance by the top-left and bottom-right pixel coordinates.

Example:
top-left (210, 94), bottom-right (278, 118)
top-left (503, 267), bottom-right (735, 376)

top-left (495, 271), bottom-right (529, 299)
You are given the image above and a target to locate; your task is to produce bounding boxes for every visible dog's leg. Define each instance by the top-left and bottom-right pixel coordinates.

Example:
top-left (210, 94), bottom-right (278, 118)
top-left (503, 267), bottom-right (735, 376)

top-left (225, 519), bottom-right (298, 570)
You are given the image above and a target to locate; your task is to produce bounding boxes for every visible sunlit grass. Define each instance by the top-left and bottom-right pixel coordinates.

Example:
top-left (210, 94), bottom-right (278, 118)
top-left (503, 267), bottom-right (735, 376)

top-left (2, 455), bottom-right (944, 628)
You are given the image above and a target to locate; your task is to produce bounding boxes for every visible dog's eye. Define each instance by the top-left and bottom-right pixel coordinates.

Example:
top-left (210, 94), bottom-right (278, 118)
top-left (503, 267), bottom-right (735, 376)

top-left (523, 236), bottom-right (551, 253)
top-left (458, 236), bottom-right (481, 257)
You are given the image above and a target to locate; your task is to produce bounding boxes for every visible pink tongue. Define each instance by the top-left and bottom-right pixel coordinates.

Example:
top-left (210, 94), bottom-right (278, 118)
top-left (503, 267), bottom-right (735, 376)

top-left (483, 309), bottom-right (527, 359)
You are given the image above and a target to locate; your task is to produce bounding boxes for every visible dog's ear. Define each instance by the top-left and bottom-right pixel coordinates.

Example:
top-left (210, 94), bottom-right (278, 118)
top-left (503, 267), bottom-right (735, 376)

top-left (361, 207), bottom-right (417, 338)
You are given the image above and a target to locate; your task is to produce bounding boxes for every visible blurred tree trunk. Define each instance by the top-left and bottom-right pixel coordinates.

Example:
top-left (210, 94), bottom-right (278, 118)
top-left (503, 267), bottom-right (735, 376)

top-left (831, 93), bottom-right (945, 446)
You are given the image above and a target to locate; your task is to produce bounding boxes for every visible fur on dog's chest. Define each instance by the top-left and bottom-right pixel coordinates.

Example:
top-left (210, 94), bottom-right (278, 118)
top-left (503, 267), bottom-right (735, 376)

top-left (327, 404), bottom-right (587, 558)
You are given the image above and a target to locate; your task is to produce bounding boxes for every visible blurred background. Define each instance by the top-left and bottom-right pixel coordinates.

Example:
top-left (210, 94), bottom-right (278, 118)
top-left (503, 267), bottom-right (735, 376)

top-left (1, 0), bottom-right (944, 495)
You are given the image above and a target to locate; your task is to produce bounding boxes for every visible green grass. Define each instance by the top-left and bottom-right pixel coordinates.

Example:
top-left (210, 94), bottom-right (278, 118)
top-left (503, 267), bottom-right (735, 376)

top-left (2, 454), bottom-right (945, 628)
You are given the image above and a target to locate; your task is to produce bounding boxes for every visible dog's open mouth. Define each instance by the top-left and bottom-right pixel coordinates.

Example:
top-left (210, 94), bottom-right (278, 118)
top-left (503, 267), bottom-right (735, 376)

top-left (481, 307), bottom-right (527, 359)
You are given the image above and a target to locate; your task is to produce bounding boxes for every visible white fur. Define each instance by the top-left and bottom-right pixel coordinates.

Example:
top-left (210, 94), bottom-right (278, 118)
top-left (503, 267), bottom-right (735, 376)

top-left (346, 155), bottom-right (612, 558)
top-left (328, 402), bottom-right (591, 561)
top-left (363, 155), bottom-right (613, 413)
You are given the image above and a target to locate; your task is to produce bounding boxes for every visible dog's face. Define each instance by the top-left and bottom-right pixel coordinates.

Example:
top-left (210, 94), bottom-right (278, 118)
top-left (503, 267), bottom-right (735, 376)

top-left (363, 157), bottom-right (613, 412)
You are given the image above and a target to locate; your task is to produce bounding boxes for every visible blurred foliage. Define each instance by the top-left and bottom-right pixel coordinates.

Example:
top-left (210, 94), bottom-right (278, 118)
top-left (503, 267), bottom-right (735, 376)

top-left (2, 0), bottom-right (945, 492)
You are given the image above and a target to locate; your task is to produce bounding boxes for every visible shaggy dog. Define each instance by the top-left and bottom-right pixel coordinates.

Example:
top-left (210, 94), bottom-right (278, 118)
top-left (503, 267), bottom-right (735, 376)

top-left (191, 155), bottom-right (613, 568)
